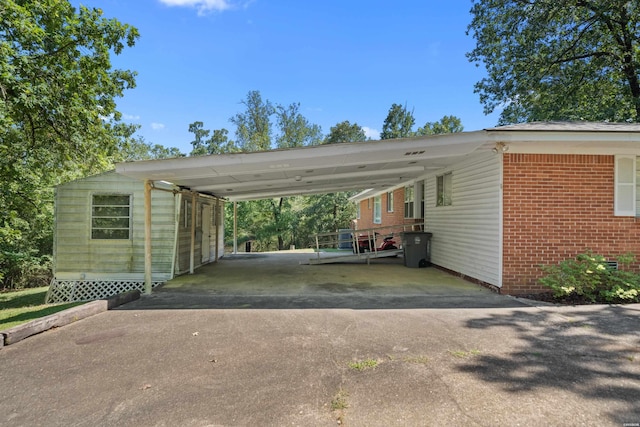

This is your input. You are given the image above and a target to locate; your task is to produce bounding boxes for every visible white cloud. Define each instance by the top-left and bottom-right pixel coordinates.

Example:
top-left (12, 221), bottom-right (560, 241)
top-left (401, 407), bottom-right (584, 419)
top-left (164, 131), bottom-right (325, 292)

top-left (158, 0), bottom-right (233, 14)
top-left (122, 113), bottom-right (141, 121)
top-left (362, 126), bottom-right (380, 140)
top-left (150, 122), bottom-right (166, 130)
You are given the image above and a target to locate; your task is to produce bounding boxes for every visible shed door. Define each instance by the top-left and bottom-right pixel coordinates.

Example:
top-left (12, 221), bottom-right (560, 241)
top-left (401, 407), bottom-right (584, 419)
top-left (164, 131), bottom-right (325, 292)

top-left (202, 205), bottom-right (211, 263)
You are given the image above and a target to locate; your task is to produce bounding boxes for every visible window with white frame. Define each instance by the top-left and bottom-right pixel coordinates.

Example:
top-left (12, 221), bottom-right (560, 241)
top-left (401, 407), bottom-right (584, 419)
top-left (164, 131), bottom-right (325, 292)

top-left (436, 173), bottom-right (452, 206)
top-left (387, 191), bottom-right (394, 212)
top-left (615, 155), bottom-right (636, 216)
top-left (91, 194), bottom-right (131, 239)
top-left (373, 195), bottom-right (382, 224)
top-left (404, 186), bottom-right (414, 218)
top-left (356, 202), bottom-right (361, 219)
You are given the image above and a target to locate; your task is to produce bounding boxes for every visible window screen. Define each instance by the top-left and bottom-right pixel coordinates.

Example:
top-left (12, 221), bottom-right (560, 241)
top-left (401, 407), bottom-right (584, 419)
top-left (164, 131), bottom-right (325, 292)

top-left (91, 194), bottom-right (131, 239)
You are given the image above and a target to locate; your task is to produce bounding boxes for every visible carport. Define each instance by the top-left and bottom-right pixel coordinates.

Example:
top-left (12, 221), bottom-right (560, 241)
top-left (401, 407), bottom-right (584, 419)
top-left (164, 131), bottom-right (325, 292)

top-left (115, 131), bottom-right (497, 292)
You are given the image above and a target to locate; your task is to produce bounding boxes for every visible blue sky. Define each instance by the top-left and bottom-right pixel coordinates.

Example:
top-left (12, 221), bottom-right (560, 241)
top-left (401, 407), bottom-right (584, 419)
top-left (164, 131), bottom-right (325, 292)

top-left (77, 0), bottom-right (500, 153)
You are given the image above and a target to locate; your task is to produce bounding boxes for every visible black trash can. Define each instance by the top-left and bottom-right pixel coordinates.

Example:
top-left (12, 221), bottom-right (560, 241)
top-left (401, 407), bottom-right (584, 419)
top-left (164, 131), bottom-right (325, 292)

top-left (401, 232), bottom-right (432, 268)
top-left (338, 229), bottom-right (353, 250)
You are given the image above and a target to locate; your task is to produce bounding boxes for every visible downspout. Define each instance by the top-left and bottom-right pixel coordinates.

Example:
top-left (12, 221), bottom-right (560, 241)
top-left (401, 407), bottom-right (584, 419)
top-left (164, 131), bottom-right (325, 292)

top-left (498, 150), bottom-right (504, 290)
top-left (144, 180), bottom-right (153, 294)
top-left (190, 191), bottom-right (196, 274)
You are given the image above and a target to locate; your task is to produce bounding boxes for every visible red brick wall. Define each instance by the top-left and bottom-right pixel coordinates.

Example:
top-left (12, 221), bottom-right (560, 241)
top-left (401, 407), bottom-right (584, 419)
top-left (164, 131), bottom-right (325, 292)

top-left (355, 188), bottom-right (422, 232)
top-left (502, 153), bottom-right (640, 294)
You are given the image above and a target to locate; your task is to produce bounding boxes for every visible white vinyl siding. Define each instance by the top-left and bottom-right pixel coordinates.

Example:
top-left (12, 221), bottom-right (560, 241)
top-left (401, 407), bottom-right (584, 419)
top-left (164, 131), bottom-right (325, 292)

top-left (615, 155), bottom-right (636, 216)
top-left (425, 152), bottom-right (501, 287)
top-left (54, 172), bottom-right (177, 281)
top-left (637, 158), bottom-right (640, 217)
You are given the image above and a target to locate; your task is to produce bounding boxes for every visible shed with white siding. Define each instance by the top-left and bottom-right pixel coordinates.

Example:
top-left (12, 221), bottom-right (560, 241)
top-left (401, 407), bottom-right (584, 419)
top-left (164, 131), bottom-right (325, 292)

top-left (48, 171), bottom-right (224, 303)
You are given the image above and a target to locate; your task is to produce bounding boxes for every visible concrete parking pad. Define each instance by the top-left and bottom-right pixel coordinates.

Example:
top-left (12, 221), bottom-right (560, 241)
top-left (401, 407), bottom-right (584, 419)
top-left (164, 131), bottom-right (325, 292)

top-left (126, 251), bottom-right (529, 309)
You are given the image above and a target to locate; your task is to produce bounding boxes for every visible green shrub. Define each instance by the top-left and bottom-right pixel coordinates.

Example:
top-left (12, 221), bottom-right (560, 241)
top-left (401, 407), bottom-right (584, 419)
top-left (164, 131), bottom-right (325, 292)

top-left (539, 252), bottom-right (640, 303)
top-left (0, 215), bottom-right (53, 290)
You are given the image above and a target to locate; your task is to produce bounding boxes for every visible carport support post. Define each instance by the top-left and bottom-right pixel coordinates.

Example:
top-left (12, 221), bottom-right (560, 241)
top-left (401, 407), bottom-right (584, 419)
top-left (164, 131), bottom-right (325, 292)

top-left (144, 180), bottom-right (152, 294)
top-left (233, 201), bottom-right (238, 254)
top-left (190, 192), bottom-right (196, 274)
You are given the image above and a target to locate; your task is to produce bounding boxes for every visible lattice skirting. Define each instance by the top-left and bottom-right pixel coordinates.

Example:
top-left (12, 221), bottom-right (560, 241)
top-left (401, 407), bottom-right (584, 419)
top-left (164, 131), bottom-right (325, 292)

top-left (46, 279), bottom-right (164, 303)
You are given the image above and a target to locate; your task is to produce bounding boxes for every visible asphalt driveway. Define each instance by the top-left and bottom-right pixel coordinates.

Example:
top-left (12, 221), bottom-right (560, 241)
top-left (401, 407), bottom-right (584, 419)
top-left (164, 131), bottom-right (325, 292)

top-left (1, 252), bottom-right (639, 426)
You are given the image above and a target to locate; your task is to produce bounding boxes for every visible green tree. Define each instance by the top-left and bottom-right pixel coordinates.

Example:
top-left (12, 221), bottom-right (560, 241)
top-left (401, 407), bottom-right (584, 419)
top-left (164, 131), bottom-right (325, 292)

top-left (0, 0), bottom-right (139, 288)
top-left (275, 102), bottom-right (323, 148)
top-left (380, 103), bottom-right (415, 139)
top-left (416, 115), bottom-right (464, 135)
top-left (230, 91), bottom-right (275, 151)
top-left (467, 0), bottom-right (640, 124)
top-left (188, 121), bottom-right (211, 155)
top-left (296, 192), bottom-right (356, 248)
top-left (188, 121), bottom-right (237, 156)
top-left (324, 120), bottom-right (367, 143)
top-left (208, 128), bottom-right (237, 154)
top-left (226, 91), bottom-right (324, 250)
top-left (118, 135), bottom-right (185, 161)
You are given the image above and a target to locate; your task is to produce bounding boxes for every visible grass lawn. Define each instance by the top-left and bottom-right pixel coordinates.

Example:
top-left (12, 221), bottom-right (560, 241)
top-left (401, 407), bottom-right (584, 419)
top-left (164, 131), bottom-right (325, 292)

top-left (0, 287), bottom-right (83, 331)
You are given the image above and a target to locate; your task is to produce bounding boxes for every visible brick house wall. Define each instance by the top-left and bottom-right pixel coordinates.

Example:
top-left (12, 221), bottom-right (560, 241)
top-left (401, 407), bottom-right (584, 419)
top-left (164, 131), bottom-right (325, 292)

top-left (355, 188), bottom-right (422, 232)
top-left (502, 153), bottom-right (640, 294)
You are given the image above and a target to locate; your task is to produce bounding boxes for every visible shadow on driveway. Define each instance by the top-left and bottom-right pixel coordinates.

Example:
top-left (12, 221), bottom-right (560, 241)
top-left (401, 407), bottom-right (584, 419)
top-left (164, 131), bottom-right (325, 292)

top-left (459, 305), bottom-right (640, 425)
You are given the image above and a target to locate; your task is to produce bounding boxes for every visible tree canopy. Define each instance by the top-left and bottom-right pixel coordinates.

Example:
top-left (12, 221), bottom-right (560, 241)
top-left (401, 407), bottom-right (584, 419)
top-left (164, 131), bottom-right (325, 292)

top-left (380, 103), bottom-right (463, 138)
top-left (188, 121), bottom-right (236, 156)
top-left (324, 120), bottom-right (367, 143)
top-left (467, 0), bottom-right (640, 124)
top-left (275, 102), bottom-right (323, 148)
top-left (416, 115), bottom-right (464, 135)
top-left (224, 91), bottom-right (332, 249)
top-left (230, 90), bottom-right (275, 152)
top-left (0, 0), bottom-right (139, 288)
top-left (119, 135), bottom-right (185, 161)
top-left (380, 103), bottom-right (416, 139)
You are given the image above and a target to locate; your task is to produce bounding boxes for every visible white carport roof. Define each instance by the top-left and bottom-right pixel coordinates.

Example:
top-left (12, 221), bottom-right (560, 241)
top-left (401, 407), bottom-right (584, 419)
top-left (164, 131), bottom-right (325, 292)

top-left (115, 130), bottom-right (493, 201)
top-left (114, 122), bottom-right (640, 201)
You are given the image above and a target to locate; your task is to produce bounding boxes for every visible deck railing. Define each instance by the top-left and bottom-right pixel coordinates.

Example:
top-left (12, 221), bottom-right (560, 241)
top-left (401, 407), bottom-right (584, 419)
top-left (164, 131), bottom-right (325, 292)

top-left (312, 223), bottom-right (426, 259)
